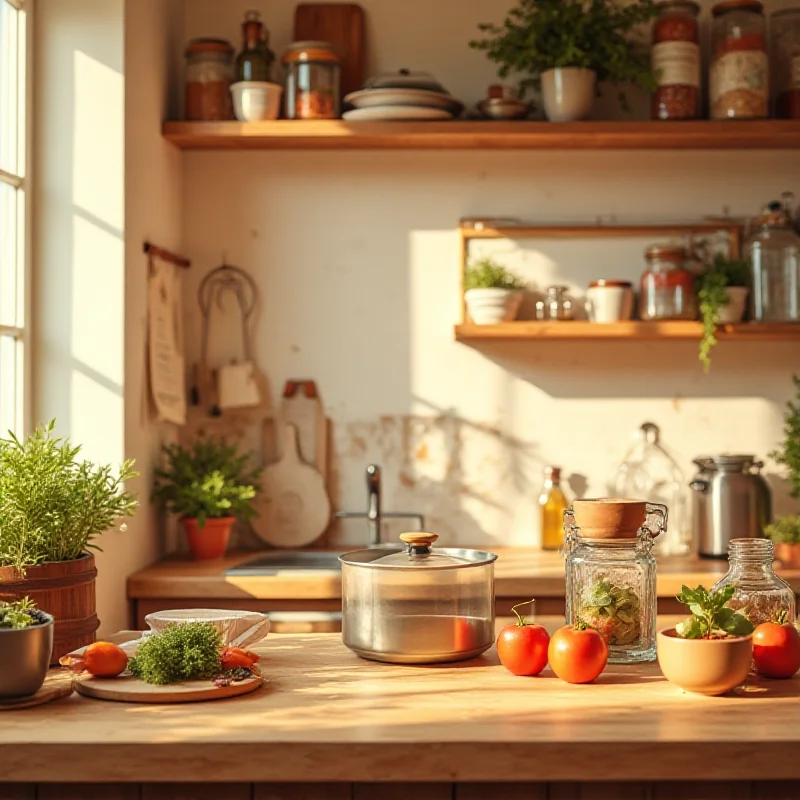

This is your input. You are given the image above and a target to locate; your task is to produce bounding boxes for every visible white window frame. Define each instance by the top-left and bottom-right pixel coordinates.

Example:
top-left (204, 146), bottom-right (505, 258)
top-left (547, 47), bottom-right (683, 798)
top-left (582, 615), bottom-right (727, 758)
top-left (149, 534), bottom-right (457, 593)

top-left (0, 0), bottom-right (32, 437)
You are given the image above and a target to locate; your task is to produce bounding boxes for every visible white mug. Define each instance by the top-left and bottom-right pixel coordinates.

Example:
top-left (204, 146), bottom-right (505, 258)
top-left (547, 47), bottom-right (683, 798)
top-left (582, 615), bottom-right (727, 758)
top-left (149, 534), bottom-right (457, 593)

top-left (586, 281), bottom-right (634, 323)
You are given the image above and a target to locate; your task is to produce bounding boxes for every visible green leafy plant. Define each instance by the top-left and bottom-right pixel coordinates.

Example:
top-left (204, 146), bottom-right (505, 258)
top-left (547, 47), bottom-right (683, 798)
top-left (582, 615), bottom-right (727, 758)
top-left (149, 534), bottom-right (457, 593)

top-left (764, 515), bottom-right (800, 545)
top-left (465, 258), bottom-right (526, 291)
top-left (128, 622), bottom-right (222, 685)
top-left (0, 421), bottom-right (138, 573)
top-left (696, 254), bottom-right (751, 372)
top-left (152, 438), bottom-right (262, 529)
top-left (770, 374), bottom-right (800, 500)
top-left (675, 584), bottom-right (754, 639)
top-left (0, 597), bottom-right (49, 629)
top-left (469, 0), bottom-right (658, 108)
top-left (578, 578), bottom-right (641, 646)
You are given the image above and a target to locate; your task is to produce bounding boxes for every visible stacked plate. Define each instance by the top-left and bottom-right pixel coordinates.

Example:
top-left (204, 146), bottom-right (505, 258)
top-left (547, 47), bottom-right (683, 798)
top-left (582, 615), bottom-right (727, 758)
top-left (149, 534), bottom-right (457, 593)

top-left (343, 69), bottom-right (463, 121)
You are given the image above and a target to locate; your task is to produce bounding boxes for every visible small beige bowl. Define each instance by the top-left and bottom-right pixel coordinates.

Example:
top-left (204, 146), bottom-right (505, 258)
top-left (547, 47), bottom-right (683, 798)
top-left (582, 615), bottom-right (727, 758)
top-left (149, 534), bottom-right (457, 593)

top-left (657, 628), bottom-right (753, 696)
top-left (572, 498), bottom-right (648, 539)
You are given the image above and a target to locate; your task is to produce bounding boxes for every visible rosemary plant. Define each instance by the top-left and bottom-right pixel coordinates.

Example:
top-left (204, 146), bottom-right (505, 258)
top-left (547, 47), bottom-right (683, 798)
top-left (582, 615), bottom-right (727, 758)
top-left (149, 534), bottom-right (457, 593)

top-left (465, 258), bottom-right (526, 291)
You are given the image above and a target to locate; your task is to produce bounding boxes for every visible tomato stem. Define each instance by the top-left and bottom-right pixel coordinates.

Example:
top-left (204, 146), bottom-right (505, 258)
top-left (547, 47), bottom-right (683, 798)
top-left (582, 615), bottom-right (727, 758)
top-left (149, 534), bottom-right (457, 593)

top-left (775, 610), bottom-right (789, 626)
top-left (511, 599), bottom-right (535, 627)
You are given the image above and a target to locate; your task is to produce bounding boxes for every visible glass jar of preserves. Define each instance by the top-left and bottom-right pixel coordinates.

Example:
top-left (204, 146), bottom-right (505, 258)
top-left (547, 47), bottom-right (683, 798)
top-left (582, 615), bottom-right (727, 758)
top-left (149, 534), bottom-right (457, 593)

top-left (709, 0), bottom-right (768, 120)
top-left (652, 1), bottom-right (701, 120)
top-left (639, 245), bottom-right (696, 320)
top-left (771, 8), bottom-right (800, 119)
top-left (185, 38), bottom-right (235, 121)
top-left (746, 193), bottom-right (800, 322)
top-left (563, 502), bottom-right (667, 664)
top-left (283, 41), bottom-right (341, 120)
top-left (711, 538), bottom-right (796, 627)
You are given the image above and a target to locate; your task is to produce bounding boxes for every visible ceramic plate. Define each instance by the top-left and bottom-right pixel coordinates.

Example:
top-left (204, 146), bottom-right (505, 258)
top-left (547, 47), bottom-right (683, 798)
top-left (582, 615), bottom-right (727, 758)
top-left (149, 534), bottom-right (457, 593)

top-left (342, 106), bottom-right (454, 121)
top-left (344, 88), bottom-right (463, 115)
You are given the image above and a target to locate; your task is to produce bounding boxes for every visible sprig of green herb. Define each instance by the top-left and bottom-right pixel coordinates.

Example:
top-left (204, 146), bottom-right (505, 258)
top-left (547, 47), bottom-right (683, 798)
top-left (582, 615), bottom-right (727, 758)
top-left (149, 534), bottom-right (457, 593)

top-left (675, 584), bottom-right (754, 639)
top-left (0, 597), bottom-right (42, 629)
top-left (770, 375), bottom-right (800, 500)
top-left (465, 258), bottom-right (525, 291)
top-left (764, 515), bottom-right (800, 546)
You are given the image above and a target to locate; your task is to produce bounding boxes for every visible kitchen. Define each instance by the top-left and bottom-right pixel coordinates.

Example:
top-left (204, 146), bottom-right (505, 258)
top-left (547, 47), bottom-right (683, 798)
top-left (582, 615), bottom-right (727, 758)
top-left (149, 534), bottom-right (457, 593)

top-left (2, 0), bottom-right (800, 797)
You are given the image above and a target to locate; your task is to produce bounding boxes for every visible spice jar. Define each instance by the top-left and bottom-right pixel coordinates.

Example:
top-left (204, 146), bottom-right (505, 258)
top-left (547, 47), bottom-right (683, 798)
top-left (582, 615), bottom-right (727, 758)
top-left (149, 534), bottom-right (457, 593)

top-left (185, 38), bottom-right (235, 121)
top-left (535, 285), bottom-right (573, 321)
top-left (652, 1), bottom-right (701, 120)
top-left (771, 8), bottom-right (800, 119)
top-left (563, 501), bottom-right (667, 664)
top-left (283, 41), bottom-right (341, 120)
top-left (711, 538), bottom-right (796, 627)
top-left (709, 0), bottom-right (768, 120)
top-left (639, 245), bottom-right (696, 320)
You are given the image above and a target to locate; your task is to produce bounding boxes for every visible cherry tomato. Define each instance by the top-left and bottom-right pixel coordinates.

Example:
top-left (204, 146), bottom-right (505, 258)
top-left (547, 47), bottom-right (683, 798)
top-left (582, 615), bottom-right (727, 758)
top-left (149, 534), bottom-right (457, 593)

top-left (548, 623), bottom-right (608, 684)
top-left (753, 612), bottom-right (800, 679)
top-left (221, 647), bottom-right (256, 670)
top-left (496, 601), bottom-right (550, 676)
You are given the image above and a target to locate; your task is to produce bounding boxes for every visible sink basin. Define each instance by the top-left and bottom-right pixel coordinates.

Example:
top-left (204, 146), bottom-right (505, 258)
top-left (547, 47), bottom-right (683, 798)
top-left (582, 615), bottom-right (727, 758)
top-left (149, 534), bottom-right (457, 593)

top-left (225, 551), bottom-right (344, 576)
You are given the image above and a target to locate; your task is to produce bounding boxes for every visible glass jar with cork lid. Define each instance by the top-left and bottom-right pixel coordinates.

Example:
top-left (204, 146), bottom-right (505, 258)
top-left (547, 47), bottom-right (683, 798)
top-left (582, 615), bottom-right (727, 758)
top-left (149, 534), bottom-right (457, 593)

top-left (283, 41), bottom-right (341, 119)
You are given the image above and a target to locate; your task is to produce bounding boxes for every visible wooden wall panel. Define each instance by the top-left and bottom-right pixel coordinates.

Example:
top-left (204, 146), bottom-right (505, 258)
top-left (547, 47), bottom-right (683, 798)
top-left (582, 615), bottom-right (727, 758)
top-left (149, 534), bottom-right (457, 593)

top-left (458, 783), bottom-right (546, 799)
top-left (354, 785), bottom-right (451, 800)
top-left (752, 781), bottom-right (800, 800)
top-left (651, 782), bottom-right (751, 800)
top-left (549, 784), bottom-right (650, 800)
top-left (142, 786), bottom-right (250, 800)
top-left (0, 787), bottom-right (35, 800)
top-left (255, 785), bottom-right (353, 800)
top-left (37, 786), bottom-right (140, 800)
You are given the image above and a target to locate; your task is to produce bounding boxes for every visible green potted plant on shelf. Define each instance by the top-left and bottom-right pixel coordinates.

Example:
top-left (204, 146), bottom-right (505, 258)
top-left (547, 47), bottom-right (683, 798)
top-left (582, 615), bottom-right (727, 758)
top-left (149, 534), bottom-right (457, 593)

top-left (464, 257), bottom-right (526, 325)
top-left (696, 254), bottom-right (751, 371)
top-left (767, 374), bottom-right (800, 567)
top-left (152, 438), bottom-right (262, 561)
top-left (0, 421), bottom-right (138, 663)
top-left (0, 598), bottom-right (55, 700)
top-left (657, 584), bottom-right (754, 696)
top-left (469, 0), bottom-right (658, 122)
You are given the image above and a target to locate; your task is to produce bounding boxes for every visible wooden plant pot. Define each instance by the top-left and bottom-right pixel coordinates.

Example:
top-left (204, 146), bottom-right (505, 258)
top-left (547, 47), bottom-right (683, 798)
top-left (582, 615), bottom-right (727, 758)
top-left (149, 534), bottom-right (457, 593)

top-left (0, 553), bottom-right (99, 665)
top-left (182, 517), bottom-right (235, 561)
top-left (774, 542), bottom-right (800, 569)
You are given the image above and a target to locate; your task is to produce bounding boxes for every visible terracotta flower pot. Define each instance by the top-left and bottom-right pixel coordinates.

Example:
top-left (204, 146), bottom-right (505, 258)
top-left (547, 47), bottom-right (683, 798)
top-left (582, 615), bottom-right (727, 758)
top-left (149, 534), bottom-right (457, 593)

top-left (774, 542), bottom-right (800, 568)
top-left (717, 286), bottom-right (749, 323)
top-left (571, 498), bottom-right (649, 539)
top-left (657, 627), bottom-right (753, 696)
top-left (182, 517), bottom-right (235, 560)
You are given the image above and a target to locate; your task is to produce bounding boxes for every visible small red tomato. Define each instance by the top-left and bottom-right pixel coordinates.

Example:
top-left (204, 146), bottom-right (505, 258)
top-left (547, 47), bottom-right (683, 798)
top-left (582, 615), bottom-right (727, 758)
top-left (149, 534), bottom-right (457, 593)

top-left (548, 623), bottom-right (608, 684)
top-left (221, 647), bottom-right (255, 670)
top-left (496, 601), bottom-right (550, 676)
top-left (753, 612), bottom-right (800, 679)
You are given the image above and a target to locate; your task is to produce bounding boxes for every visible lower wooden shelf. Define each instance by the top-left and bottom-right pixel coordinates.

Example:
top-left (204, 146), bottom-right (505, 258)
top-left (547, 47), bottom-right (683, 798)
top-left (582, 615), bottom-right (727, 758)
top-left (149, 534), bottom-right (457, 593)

top-left (454, 321), bottom-right (800, 341)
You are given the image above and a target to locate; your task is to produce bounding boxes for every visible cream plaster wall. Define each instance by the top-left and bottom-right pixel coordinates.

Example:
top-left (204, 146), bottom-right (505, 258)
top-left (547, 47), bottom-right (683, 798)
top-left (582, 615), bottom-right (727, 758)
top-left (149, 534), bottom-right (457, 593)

top-left (178, 1), bottom-right (800, 551)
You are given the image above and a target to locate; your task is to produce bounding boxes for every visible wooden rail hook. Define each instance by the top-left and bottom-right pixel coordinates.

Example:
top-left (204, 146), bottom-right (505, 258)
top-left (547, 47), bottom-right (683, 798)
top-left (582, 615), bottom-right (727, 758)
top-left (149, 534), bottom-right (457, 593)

top-left (143, 241), bottom-right (191, 271)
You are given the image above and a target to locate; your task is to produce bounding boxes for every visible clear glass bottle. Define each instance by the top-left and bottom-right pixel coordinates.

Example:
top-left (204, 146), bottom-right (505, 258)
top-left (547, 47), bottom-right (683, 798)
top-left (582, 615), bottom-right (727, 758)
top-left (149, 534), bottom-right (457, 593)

top-left (746, 193), bottom-right (800, 322)
top-left (539, 466), bottom-right (569, 551)
top-left (639, 245), bottom-right (696, 320)
top-left (563, 505), bottom-right (667, 664)
top-left (283, 41), bottom-right (341, 120)
top-left (535, 286), bottom-right (573, 321)
top-left (235, 10), bottom-right (275, 83)
top-left (184, 38), bottom-right (235, 121)
top-left (652, 0), bottom-right (701, 121)
top-left (711, 538), bottom-right (796, 627)
top-left (709, 0), bottom-right (768, 120)
top-left (771, 8), bottom-right (800, 119)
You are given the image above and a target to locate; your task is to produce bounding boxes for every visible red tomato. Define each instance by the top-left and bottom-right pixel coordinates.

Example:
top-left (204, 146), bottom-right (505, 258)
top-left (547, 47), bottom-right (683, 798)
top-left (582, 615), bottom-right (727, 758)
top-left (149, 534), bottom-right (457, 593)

top-left (753, 615), bottom-right (800, 679)
top-left (496, 618), bottom-right (550, 677)
top-left (548, 624), bottom-right (608, 684)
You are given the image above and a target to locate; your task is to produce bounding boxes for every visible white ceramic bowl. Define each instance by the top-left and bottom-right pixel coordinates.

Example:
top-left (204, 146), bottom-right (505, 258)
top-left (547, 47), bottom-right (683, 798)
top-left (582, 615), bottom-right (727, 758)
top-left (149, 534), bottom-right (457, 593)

top-left (230, 81), bottom-right (283, 122)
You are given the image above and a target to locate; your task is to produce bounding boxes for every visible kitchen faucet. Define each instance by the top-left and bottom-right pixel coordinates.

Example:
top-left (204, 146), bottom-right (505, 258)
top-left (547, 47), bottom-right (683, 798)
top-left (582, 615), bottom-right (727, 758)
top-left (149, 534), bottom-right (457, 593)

top-left (334, 465), bottom-right (425, 547)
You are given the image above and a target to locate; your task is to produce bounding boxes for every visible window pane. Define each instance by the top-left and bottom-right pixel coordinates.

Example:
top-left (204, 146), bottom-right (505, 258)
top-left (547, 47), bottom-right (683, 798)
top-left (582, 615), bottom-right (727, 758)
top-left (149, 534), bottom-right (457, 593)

top-left (0, 333), bottom-right (21, 437)
top-left (0, 1), bottom-right (21, 176)
top-left (0, 180), bottom-right (19, 326)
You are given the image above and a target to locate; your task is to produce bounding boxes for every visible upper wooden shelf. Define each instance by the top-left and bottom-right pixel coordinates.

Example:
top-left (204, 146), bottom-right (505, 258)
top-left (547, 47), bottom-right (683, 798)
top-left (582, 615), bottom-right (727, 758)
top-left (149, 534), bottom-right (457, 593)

top-left (163, 119), bottom-right (800, 151)
top-left (455, 321), bottom-right (800, 341)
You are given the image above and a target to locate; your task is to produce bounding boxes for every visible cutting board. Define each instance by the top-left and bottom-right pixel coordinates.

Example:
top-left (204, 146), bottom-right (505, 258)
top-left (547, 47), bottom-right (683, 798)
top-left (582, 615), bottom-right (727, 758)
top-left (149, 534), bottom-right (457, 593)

top-left (255, 423), bottom-right (331, 548)
top-left (75, 673), bottom-right (263, 704)
top-left (0, 673), bottom-right (74, 711)
top-left (294, 3), bottom-right (366, 97)
top-left (280, 380), bottom-right (327, 484)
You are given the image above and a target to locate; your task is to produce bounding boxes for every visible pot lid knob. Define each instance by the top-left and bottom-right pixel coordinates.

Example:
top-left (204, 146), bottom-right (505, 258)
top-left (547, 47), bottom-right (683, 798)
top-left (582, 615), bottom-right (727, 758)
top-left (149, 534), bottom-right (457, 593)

top-left (399, 532), bottom-right (439, 551)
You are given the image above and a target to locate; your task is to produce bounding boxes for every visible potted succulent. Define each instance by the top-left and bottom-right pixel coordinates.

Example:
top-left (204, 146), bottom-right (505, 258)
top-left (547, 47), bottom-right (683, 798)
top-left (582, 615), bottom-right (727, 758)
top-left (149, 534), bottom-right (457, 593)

top-left (657, 585), bottom-right (754, 696)
top-left (0, 598), bottom-right (55, 699)
top-left (464, 258), bottom-right (526, 325)
top-left (470, 0), bottom-right (658, 122)
top-left (696, 254), bottom-right (751, 371)
top-left (152, 438), bottom-right (262, 561)
top-left (0, 422), bottom-right (137, 663)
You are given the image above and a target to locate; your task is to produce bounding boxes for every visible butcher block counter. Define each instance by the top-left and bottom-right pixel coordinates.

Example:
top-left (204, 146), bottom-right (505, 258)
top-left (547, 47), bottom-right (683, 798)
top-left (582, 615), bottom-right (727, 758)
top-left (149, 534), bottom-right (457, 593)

top-left (1, 617), bottom-right (800, 799)
top-left (126, 548), bottom-right (800, 627)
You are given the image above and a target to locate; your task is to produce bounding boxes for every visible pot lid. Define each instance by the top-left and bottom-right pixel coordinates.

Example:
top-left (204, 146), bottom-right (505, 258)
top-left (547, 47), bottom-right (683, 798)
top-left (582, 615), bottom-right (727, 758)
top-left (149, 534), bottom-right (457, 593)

top-left (339, 532), bottom-right (497, 569)
top-left (363, 69), bottom-right (447, 94)
top-left (693, 454), bottom-right (761, 471)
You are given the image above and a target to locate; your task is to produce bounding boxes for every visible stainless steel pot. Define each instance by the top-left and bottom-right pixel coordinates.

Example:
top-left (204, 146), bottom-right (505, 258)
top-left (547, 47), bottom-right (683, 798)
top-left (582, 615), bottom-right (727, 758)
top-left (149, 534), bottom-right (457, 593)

top-left (0, 615), bottom-right (54, 699)
top-left (690, 455), bottom-right (772, 558)
top-left (339, 532), bottom-right (497, 664)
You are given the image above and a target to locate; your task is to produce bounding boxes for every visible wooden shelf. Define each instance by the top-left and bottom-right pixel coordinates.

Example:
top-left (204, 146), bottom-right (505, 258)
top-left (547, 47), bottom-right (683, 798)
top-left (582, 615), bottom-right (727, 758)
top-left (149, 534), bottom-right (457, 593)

top-left (162, 119), bottom-right (800, 151)
top-left (455, 321), bottom-right (800, 341)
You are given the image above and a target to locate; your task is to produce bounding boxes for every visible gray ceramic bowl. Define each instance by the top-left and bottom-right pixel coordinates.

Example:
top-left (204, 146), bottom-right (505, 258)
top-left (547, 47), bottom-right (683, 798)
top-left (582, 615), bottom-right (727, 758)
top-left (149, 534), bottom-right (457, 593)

top-left (0, 614), bottom-right (55, 699)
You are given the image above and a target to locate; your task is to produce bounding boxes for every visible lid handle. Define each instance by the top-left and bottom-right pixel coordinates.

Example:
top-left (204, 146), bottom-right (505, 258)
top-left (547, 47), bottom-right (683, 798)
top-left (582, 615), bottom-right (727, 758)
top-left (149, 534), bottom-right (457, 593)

top-left (399, 532), bottom-right (439, 553)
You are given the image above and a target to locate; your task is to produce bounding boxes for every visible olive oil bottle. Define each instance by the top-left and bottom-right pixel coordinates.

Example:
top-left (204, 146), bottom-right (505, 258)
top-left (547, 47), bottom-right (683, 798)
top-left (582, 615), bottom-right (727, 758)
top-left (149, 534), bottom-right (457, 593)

top-left (539, 466), bottom-right (569, 550)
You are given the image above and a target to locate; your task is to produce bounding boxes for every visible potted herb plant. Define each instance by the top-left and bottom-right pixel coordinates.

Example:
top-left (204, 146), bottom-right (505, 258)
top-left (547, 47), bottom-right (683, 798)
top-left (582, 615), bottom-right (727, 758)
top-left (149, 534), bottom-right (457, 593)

top-left (697, 254), bottom-right (751, 371)
top-left (764, 517), bottom-right (800, 568)
top-left (0, 422), bottom-right (137, 663)
top-left (152, 438), bottom-right (262, 561)
top-left (464, 258), bottom-right (526, 325)
top-left (0, 598), bottom-right (54, 699)
top-left (657, 584), bottom-right (754, 696)
top-left (470, 0), bottom-right (658, 122)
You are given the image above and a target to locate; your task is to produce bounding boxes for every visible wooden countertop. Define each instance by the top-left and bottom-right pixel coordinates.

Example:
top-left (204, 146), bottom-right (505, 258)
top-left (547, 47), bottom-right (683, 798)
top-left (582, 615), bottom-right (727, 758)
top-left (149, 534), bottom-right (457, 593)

top-left (2, 617), bottom-right (800, 784)
top-left (127, 548), bottom-right (800, 601)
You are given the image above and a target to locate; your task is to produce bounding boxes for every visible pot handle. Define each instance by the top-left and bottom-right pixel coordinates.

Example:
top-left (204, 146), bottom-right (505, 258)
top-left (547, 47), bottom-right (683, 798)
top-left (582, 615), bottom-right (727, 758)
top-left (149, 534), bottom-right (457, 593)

top-left (399, 532), bottom-right (439, 554)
